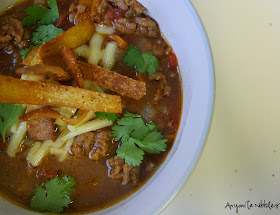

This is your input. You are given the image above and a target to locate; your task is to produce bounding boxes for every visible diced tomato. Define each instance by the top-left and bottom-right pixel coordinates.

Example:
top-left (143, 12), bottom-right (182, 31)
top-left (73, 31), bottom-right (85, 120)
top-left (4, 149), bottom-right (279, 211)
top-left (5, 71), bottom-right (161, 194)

top-left (113, 8), bottom-right (125, 19)
top-left (0, 142), bottom-right (7, 152)
top-left (45, 169), bottom-right (58, 179)
top-left (105, 9), bottom-right (115, 20)
top-left (0, 137), bottom-right (8, 152)
top-left (106, 8), bottom-right (125, 21)
top-left (168, 52), bottom-right (178, 70)
top-left (36, 165), bottom-right (58, 179)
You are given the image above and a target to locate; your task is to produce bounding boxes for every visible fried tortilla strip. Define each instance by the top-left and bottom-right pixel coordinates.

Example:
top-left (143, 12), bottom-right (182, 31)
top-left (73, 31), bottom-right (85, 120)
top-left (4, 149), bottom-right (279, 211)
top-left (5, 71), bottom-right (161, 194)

top-left (17, 64), bottom-right (71, 82)
top-left (38, 21), bottom-right (95, 62)
top-left (62, 47), bottom-right (84, 87)
top-left (0, 75), bottom-right (122, 113)
top-left (108, 35), bottom-right (128, 49)
top-left (22, 46), bottom-right (39, 66)
top-left (19, 107), bottom-right (89, 126)
top-left (78, 61), bottom-right (146, 100)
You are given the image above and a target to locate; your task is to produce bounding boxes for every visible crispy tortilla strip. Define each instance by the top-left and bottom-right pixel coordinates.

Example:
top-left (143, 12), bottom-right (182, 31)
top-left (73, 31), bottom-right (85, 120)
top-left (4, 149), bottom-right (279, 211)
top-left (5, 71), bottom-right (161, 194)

top-left (38, 21), bottom-right (95, 62)
top-left (62, 47), bottom-right (84, 87)
top-left (79, 0), bottom-right (92, 7)
top-left (17, 64), bottom-right (71, 82)
top-left (0, 75), bottom-right (122, 113)
top-left (22, 46), bottom-right (39, 66)
top-left (108, 35), bottom-right (128, 49)
top-left (78, 61), bottom-right (146, 100)
top-left (19, 107), bottom-right (89, 126)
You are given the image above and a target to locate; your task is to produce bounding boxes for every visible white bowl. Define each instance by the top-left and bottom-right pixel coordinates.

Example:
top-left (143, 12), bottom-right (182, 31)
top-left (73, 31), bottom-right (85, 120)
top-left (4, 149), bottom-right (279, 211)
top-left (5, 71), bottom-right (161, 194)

top-left (0, 0), bottom-right (214, 214)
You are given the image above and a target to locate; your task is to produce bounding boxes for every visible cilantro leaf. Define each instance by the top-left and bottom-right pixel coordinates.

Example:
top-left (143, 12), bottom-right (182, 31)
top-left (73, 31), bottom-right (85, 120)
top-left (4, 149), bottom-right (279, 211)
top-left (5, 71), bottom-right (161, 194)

top-left (138, 52), bottom-right (159, 75)
top-left (123, 45), bottom-right (144, 69)
top-left (112, 113), bottom-right (167, 166)
top-left (0, 104), bottom-right (23, 142)
top-left (32, 24), bottom-right (63, 46)
top-left (41, 0), bottom-right (60, 25)
top-left (21, 24), bottom-right (63, 59)
top-left (116, 138), bottom-right (144, 166)
top-left (20, 0), bottom-right (63, 59)
top-left (122, 45), bottom-right (159, 75)
top-left (22, 6), bottom-right (49, 27)
top-left (20, 47), bottom-right (32, 59)
top-left (22, 0), bottom-right (60, 27)
top-left (30, 176), bottom-right (75, 213)
top-left (137, 131), bottom-right (167, 154)
top-left (95, 112), bottom-right (118, 122)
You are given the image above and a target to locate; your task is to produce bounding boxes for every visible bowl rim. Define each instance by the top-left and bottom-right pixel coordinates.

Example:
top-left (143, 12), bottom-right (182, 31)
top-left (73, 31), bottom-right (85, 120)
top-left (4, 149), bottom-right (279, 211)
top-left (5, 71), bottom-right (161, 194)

top-left (155, 0), bottom-right (215, 213)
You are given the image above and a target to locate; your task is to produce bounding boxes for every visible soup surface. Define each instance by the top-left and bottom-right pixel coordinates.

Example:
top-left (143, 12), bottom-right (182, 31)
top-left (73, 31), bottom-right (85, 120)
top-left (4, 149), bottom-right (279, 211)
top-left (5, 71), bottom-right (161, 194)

top-left (0, 0), bottom-right (181, 213)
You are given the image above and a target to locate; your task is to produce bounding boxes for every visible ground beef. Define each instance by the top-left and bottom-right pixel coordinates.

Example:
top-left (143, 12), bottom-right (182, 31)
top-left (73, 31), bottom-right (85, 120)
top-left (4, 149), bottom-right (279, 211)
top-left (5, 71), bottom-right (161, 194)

top-left (0, 18), bottom-right (29, 50)
top-left (113, 14), bottom-right (158, 37)
top-left (108, 0), bottom-right (144, 14)
top-left (114, 18), bottom-right (137, 34)
top-left (67, 0), bottom-right (158, 37)
top-left (108, 0), bottom-right (128, 10)
top-left (107, 155), bottom-right (139, 185)
top-left (71, 130), bottom-right (111, 161)
top-left (124, 0), bottom-right (144, 14)
top-left (149, 73), bottom-right (171, 103)
top-left (142, 39), bottom-right (171, 57)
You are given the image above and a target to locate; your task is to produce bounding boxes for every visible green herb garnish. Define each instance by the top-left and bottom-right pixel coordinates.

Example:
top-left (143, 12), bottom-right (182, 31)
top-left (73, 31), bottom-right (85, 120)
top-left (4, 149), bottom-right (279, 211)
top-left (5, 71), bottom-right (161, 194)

top-left (95, 112), bottom-right (118, 122)
top-left (0, 104), bottom-right (23, 142)
top-left (123, 45), bottom-right (159, 75)
top-left (30, 176), bottom-right (75, 213)
top-left (22, 0), bottom-right (60, 27)
top-left (112, 113), bottom-right (167, 166)
top-left (32, 24), bottom-right (63, 46)
top-left (21, 0), bottom-right (63, 59)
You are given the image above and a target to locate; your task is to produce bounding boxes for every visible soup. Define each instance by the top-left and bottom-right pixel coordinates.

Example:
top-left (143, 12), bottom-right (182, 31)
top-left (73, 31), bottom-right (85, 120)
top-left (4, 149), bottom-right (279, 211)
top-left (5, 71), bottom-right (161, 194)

top-left (0, 0), bottom-right (181, 213)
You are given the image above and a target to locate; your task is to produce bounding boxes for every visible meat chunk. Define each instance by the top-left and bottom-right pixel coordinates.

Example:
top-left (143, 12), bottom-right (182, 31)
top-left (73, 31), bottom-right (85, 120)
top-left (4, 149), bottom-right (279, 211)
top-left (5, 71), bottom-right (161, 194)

top-left (149, 73), bottom-right (171, 103)
top-left (114, 18), bottom-right (137, 34)
top-left (71, 130), bottom-right (111, 160)
top-left (114, 16), bottom-right (158, 37)
top-left (0, 18), bottom-right (27, 50)
top-left (108, 0), bottom-right (128, 10)
top-left (107, 155), bottom-right (139, 185)
top-left (124, 0), bottom-right (144, 14)
top-left (27, 118), bottom-right (55, 140)
top-left (135, 17), bottom-right (158, 37)
top-left (108, 0), bottom-right (144, 14)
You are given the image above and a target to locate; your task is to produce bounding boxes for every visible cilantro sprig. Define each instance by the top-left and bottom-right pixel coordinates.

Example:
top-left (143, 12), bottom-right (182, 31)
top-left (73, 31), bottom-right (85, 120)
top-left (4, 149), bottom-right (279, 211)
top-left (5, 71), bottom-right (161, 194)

top-left (0, 104), bottom-right (23, 142)
top-left (21, 0), bottom-right (63, 58)
top-left (30, 176), bottom-right (75, 213)
top-left (123, 45), bottom-right (159, 75)
top-left (32, 24), bottom-right (63, 45)
top-left (112, 113), bottom-right (167, 166)
top-left (96, 112), bottom-right (118, 122)
top-left (22, 0), bottom-right (60, 27)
